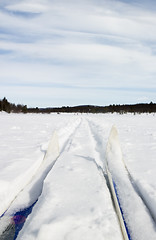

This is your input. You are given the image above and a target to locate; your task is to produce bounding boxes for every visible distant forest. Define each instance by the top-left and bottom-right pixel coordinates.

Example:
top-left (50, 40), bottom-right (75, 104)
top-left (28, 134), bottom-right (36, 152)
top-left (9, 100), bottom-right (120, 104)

top-left (0, 97), bottom-right (156, 114)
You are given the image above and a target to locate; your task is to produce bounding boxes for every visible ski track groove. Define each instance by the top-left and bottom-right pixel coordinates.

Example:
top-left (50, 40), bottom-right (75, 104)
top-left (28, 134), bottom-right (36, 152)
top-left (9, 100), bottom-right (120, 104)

top-left (59, 117), bottom-right (82, 155)
top-left (1, 118), bottom-right (82, 219)
top-left (124, 165), bottom-right (156, 225)
top-left (86, 118), bottom-right (156, 238)
top-left (85, 118), bottom-right (128, 240)
top-left (1, 116), bottom-right (155, 240)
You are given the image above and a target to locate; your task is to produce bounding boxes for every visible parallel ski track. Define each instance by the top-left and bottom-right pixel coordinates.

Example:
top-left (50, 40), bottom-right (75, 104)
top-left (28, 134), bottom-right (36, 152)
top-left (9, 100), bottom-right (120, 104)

top-left (0, 134), bottom-right (59, 219)
top-left (0, 118), bottom-right (82, 219)
top-left (2, 116), bottom-right (155, 239)
top-left (59, 117), bottom-right (82, 154)
top-left (86, 118), bottom-right (156, 238)
top-left (85, 118), bottom-right (130, 240)
top-left (123, 162), bottom-right (156, 224)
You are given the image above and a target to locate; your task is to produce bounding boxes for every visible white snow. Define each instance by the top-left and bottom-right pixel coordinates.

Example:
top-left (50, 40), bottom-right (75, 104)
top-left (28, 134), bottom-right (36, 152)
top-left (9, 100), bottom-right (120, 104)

top-left (106, 125), bottom-right (156, 239)
top-left (0, 112), bottom-right (156, 239)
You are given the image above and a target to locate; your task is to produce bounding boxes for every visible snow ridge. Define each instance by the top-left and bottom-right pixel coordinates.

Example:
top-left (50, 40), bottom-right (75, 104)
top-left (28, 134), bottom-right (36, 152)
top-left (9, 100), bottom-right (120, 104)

top-left (122, 160), bottom-right (156, 224)
top-left (0, 117), bottom-right (82, 238)
top-left (106, 125), bottom-right (156, 240)
top-left (0, 131), bottom-right (59, 238)
top-left (86, 119), bottom-right (129, 239)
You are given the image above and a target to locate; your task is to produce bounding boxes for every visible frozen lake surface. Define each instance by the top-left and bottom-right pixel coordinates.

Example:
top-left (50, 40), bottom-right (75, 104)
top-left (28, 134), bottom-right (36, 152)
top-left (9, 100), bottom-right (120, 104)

top-left (0, 112), bottom-right (156, 239)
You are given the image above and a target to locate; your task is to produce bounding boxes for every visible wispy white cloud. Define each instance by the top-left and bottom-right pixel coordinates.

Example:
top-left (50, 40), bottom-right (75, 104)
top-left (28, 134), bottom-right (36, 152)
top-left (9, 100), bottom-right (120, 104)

top-left (0, 0), bottom-right (156, 106)
top-left (5, 1), bottom-right (48, 14)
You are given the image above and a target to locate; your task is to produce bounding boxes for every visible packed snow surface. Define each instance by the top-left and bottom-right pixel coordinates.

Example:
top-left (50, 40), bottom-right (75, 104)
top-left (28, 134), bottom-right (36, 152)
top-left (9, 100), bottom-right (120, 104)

top-left (0, 112), bottom-right (156, 239)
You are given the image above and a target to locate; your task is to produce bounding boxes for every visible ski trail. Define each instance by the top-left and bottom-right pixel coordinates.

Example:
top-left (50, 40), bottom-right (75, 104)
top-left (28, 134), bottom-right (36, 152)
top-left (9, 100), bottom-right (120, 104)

top-left (85, 119), bottom-right (129, 240)
top-left (0, 118), bottom-right (81, 217)
top-left (0, 118), bottom-right (82, 239)
top-left (113, 136), bottom-right (156, 225)
top-left (58, 117), bottom-right (82, 154)
top-left (18, 117), bottom-right (122, 240)
top-left (123, 161), bottom-right (156, 224)
top-left (85, 118), bottom-right (156, 239)
top-left (0, 131), bottom-right (59, 218)
top-left (0, 131), bottom-right (59, 239)
top-left (106, 125), bottom-right (156, 240)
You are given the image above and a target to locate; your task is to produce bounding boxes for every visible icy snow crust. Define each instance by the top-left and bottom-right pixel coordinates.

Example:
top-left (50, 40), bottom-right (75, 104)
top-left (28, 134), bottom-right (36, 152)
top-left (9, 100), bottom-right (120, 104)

top-left (0, 113), bottom-right (156, 239)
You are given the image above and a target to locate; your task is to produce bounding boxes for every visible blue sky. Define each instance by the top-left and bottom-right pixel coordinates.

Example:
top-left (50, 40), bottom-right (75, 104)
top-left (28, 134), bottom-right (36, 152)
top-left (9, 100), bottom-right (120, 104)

top-left (0, 0), bottom-right (156, 107)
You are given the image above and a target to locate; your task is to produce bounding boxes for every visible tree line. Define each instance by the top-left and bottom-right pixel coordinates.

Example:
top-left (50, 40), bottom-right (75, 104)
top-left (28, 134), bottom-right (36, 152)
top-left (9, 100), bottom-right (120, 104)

top-left (0, 97), bottom-right (156, 114)
top-left (0, 97), bottom-right (27, 113)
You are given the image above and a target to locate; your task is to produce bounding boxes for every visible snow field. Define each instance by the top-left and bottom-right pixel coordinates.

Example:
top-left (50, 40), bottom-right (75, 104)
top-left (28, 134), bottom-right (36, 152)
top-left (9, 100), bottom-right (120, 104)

top-left (18, 119), bottom-right (122, 240)
top-left (0, 113), bottom-right (156, 239)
